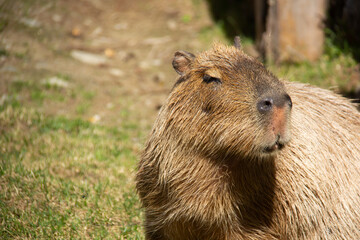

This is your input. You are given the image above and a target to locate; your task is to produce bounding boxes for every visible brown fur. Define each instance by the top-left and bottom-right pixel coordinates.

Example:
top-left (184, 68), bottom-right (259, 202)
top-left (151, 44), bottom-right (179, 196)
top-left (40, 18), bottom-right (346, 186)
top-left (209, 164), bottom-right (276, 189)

top-left (136, 42), bottom-right (360, 239)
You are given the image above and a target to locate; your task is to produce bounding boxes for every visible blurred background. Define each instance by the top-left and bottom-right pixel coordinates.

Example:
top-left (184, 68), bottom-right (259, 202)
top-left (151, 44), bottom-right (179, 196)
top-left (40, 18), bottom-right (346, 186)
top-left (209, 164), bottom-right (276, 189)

top-left (0, 0), bottom-right (359, 239)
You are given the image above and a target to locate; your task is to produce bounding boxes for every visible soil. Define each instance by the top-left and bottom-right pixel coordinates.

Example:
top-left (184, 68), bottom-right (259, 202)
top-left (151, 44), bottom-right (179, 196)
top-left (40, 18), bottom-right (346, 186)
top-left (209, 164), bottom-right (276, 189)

top-left (0, 0), bottom-right (226, 130)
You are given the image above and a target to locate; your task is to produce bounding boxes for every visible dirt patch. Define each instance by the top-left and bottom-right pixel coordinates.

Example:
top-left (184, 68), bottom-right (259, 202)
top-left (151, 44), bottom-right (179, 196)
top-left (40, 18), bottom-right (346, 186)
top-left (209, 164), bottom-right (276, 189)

top-left (0, 0), bottom-right (225, 129)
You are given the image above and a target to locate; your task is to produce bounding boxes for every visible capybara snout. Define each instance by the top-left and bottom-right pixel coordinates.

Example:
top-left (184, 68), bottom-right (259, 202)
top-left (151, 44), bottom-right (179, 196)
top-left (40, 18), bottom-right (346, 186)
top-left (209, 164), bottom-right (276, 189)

top-left (256, 91), bottom-right (292, 153)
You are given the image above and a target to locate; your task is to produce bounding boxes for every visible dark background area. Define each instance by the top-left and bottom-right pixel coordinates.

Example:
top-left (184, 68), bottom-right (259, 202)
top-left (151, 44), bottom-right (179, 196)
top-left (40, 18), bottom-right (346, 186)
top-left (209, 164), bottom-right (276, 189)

top-left (207, 0), bottom-right (360, 61)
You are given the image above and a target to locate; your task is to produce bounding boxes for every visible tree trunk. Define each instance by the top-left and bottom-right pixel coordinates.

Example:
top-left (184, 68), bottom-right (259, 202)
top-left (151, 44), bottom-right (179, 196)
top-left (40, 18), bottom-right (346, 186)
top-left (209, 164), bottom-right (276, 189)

top-left (261, 0), bottom-right (327, 63)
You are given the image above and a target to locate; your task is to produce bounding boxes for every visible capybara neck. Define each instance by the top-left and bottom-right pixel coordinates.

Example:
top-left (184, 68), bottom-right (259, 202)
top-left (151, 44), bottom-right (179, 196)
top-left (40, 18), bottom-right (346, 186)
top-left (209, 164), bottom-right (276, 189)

top-left (224, 154), bottom-right (277, 230)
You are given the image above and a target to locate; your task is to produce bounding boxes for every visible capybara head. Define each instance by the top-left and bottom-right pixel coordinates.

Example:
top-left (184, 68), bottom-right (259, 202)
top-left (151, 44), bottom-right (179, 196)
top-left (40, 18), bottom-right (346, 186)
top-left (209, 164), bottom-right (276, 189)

top-left (167, 39), bottom-right (292, 160)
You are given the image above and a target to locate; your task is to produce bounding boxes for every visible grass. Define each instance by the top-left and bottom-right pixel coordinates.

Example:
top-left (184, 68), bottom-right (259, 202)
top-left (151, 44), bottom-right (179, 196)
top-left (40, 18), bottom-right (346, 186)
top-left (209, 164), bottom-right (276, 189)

top-left (268, 53), bottom-right (356, 88)
top-left (0, 101), bottom-right (144, 239)
top-left (75, 91), bottom-right (96, 115)
top-left (267, 28), bottom-right (358, 92)
top-left (9, 79), bottom-right (69, 106)
top-left (199, 22), bottom-right (228, 46)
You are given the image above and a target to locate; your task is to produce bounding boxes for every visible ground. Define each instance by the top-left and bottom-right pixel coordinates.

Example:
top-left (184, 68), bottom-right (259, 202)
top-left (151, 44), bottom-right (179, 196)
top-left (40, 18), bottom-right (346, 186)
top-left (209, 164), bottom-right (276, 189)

top-left (0, 0), bottom-right (359, 239)
top-left (1, 0), bottom-right (228, 128)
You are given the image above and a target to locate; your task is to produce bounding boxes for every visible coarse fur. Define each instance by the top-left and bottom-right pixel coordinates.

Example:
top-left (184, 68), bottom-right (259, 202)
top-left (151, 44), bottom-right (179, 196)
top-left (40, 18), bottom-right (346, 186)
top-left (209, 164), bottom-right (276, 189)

top-left (136, 41), bottom-right (360, 239)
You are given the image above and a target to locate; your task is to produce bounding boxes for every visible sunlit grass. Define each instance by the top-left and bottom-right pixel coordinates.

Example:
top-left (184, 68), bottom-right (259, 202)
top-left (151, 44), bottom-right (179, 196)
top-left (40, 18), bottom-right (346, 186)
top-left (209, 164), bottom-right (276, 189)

top-left (268, 53), bottom-right (357, 88)
top-left (0, 104), bottom-right (144, 239)
top-left (267, 28), bottom-right (358, 92)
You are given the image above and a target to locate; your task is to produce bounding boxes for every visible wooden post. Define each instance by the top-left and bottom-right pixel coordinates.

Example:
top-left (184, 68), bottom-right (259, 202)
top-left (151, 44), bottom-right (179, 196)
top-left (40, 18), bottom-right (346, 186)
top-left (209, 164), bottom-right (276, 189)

top-left (262, 0), bottom-right (327, 63)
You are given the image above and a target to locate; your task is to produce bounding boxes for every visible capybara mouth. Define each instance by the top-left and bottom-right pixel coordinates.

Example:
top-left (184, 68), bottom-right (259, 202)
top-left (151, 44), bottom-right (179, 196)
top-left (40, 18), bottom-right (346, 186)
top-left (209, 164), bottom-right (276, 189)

top-left (264, 141), bottom-right (285, 153)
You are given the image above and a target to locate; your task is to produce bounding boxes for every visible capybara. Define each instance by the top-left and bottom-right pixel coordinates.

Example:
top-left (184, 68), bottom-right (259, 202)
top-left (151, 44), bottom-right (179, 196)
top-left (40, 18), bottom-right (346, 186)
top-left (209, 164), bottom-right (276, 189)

top-left (136, 37), bottom-right (360, 240)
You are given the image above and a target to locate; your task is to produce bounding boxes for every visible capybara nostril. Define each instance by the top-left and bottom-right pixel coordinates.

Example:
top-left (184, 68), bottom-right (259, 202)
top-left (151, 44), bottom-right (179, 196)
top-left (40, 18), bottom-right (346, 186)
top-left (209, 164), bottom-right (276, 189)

top-left (258, 94), bottom-right (292, 113)
top-left (257, 97), bottom-right (274, 113)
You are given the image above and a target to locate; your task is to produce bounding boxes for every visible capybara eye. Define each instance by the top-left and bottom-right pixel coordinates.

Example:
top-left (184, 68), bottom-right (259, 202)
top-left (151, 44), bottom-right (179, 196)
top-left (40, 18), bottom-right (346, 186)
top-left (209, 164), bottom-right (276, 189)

top-left (203, 74), bottom-right (221, 84)
top-left (285, 94), bottom-right (292, 108)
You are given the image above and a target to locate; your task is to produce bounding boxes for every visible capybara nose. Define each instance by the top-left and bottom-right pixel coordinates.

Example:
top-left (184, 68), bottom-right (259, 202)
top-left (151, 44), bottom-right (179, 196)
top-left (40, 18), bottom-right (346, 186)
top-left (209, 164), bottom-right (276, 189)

top-left (257, 94), bottom-right (292, 114)
top-left (257, 97), bottom-right (274, 114)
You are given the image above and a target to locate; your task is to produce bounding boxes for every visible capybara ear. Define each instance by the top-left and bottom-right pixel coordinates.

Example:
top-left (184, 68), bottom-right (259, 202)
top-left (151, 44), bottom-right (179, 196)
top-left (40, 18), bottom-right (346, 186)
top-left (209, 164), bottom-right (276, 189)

top-left (172, 51), bottom-right (195, 75)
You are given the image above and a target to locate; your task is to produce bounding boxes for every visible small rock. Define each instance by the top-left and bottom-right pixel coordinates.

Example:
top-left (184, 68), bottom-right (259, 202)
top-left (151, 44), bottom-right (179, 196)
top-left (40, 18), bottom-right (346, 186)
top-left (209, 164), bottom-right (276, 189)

top-left (114, 22), bottom-right (128, 30)
top-left (167, 20), bottom-right (177, 30)
top-left (106, 102), bottom-right (114, 109)
top-left (71, 50), bottom-right (107, 66)
top-left (118, 167), bottom-right (125, 174)
top-left (52, 14), bottom-right (62, 23)
top-left (109, 68), bottom-right (124, 77)
top-left (42, 76), bottom-right (69, 88)
top-left (139, 61), bottom-right (150, 69)
top-left (152, 59), bottom-right (162, 66)
top-left (20, 18), bottom-right (41, 28)
top-left (139, 59), bottom-right (162, 69)
top-left (143, 36), bottom-right (171, 45)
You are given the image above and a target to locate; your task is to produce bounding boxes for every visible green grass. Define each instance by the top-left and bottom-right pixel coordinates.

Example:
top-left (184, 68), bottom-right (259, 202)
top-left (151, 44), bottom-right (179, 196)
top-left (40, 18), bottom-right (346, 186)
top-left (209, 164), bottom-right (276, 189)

top-left (10, 78), bottom-right (68, 104)
top-left (268, 53), bottom-right (356, 88)
top-left (0, 103), bottom-right (144, 239)
top-left (267, 41), bottom-right (357, 91)
top-left (75, 91), bottom-right (96, 115)
top-left (198, 22), bottom-right (228, 45)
